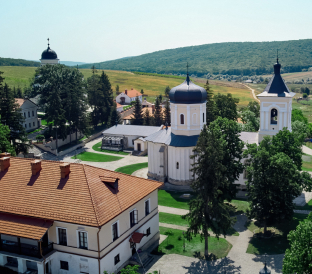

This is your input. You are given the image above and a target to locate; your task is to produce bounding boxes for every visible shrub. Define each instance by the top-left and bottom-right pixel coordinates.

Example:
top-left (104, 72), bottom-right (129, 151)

top-left (36, 134), bottom-right (44, 141)
top-left (303, 93), bottom-right (308, 98)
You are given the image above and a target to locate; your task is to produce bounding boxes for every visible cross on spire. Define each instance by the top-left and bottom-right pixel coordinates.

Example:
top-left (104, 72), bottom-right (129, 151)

top-left (47, 38), bottom-right (50, 48)
top-left (277, 49), bottom-right (279, 64)
top-left (186, 62), bottom-right (189, 75)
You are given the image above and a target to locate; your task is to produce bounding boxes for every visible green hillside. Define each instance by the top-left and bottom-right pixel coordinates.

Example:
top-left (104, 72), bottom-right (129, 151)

top-left (0, 57), bottom-right (40, 67)
top-left (80, 39), bottom-right (312, 76)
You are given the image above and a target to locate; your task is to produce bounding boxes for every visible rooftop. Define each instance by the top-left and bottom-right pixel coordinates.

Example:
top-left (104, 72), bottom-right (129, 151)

top-left (103, 124), bottom-right (162, 137)
top-left (122, 89), bottom-right (142, 98)
top-left (0, 157), bottom-right (162, 227)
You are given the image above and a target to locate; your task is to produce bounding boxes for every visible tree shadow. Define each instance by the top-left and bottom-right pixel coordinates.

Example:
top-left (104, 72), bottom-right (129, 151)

top-left (252, 254), bottom-right (284, 273)
top-left (183, 256), bottom-right (241, 273)
top-left (165, 244), bottom-right (174, 250)
top-left (193, 252), bottom-right (217, 261)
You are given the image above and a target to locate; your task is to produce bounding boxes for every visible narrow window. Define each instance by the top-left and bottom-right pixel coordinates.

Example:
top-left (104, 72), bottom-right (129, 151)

top-left (78, 231), bottom-right (88, 249)
top-left (271, 108), bottom-right (278, 125)
top-left (29, 123), bottom-right (31, 128)
top-left (25, 124), bottom-right (27, 128)
top-left (28, 111), bottom-right (30, 117)
top-left (114, 254), bottom-right (120, 265)
top-left (24, 113), bottom-right (26, 118)
top-left (33, 122), bottom-right (35, 126)
top-left (203, 113), bottom-right (205, 123)
top-left (60, 261), bottom-right (69, 270)
top-left (146, 227), bottom-right (151, 236)
top-left (130, 210), bottom-right (138, 227)
top-left (145, 200), bottom-right (150, 216)
top-left (176, 162), bottom-right (179, 169)
top-left (58, 228), bottom-right (67, 246)
top-left (32, 111), bottom-right (34, 116)
top-left (180, 114), bottom-right (184, 125)
top-left (112, 222), bottom-right (118, 241)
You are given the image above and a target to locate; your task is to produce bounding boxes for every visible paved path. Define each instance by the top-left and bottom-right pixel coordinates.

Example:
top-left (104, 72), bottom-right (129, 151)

top-left (159, 223), bottom-right (187, 231)
top-left (243, 84), bottom-right (260, 102)
top-left (158, 205), bottom-right (189, 216)
top-left (132, 167), bottom-right (148, 178)
top-left (303, 145), bottom-right (312, 156)
top-left (294, 209), bottom-right (311, 214)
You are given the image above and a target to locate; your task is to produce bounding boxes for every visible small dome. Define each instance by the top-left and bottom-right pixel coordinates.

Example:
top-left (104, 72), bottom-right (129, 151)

top-left (41, 46), bottom-right (58, 60)
top-left (169, 75), bottom-right (207, 104)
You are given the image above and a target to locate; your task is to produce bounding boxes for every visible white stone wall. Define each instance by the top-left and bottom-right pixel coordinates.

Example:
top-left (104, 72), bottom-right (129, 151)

top-left (171, 102), bottom-right (206, 136)
top-left (21, 100), bottom-right (41, 131)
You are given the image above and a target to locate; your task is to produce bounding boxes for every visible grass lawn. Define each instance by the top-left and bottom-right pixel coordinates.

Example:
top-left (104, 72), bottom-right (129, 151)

top-left (302, 153), bottom-right (312, 172)
top-left (245, 213), bottom-right (307, 255)
top-left (230, 198), bottom-right (250, 215)
top-left (114, 162), bottom-right (148, 175)
top-left (92, 141), bottom-right (129, 155)
top-left (153, 227), bottom-right (232, 260)
top-left (295, 198), bottom-right (312, 211)
top-left (159, 212), bottom-right (239, 236)
top-left (71, 151), bottom-right (122, 162)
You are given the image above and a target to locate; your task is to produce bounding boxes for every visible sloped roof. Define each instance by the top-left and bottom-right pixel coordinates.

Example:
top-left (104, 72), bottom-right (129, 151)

top-left (0, 158), bottom-right (162, 227)
top-left (123, 89), bottom-right (142, 98)
top-left (103, 125), bottom-right (162, 137)
top-left (15, 98), bottom-right (25, 107)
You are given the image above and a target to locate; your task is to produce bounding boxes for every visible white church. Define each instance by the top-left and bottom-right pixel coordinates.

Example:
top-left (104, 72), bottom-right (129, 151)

top-left (145, 59), bottom-right (295, 188)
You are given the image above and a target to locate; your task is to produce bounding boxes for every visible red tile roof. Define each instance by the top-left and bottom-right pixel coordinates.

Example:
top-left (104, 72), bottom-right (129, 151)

top-left (15, 98), bottom-right (25, 107)
top-left (0, 158), bottom-right (162, 227)
top-left (124, 89), bottom-right (141, 98)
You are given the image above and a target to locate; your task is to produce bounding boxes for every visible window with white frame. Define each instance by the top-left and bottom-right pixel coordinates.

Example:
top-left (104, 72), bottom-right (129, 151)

top-left (57, 228), bottom-right (67, 246)
top-left (78, 231), bottom-right (88, 249)
top-left (112, 221), bottom-right (119, 241)
top-left (130, 209), bottom-right (138, 228)
top-left (145, 199), bottom-right (150, 216)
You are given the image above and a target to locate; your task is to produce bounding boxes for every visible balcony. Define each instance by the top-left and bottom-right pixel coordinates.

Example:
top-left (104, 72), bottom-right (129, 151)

top-left (0, 240), bottom-right (53, 259)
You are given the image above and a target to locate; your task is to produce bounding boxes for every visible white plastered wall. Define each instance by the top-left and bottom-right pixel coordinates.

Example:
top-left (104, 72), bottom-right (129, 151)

top-left (40, 59), bottom-right (59, 66)
top-left (116, 93), bottom-right (131, 104)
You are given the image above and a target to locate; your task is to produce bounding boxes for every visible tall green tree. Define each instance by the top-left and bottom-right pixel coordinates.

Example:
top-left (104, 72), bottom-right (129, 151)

top-left (241, 109), bottom-right (259, 132)
top-left (131, 96), bottom-right (143, 125)
top-left (204, 80), bottom-right (216, 124)
top-left (143, 107), bottom-right (151, 125)
top-left (99, 71), bottom-right (114, 125)
top-left (283, 212), bottom-right (312, 273)
top-left (164, 99), bottom-right (171, 126)
top-left (0, 119), bottom-right (16, 156)
top-left (153, 97), bottom-right (163, 126)
top-left (183, 123), bottom-right (235, 258)
top-left (214, 93), bottom-right (239, 121)
top-left (244, 130), bottom-right (312, 233)
top-left (244, 101), bottom-right (260, 118)
top-left (87, 72), bottom-right (102, 127)
top-left (110, 104), bottom-right (122, 126)
top-left (0, 75), bottom-right (30, 154)
top-left (292, 109), bottom-right (308, 124)
top-left (292, 120), bottom-right (310, 144)
top-left (164, 86), bottom-right (170, 97)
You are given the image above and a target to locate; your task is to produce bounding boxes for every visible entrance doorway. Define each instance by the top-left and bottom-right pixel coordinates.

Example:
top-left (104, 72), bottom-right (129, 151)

top-left (137, 143), bottom-right (141, 152)
top-left (132, 247), bottom-right (136, 256)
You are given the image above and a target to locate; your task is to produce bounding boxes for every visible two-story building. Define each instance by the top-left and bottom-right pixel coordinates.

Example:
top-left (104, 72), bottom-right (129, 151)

top-left (116, 89), bottom-right (142, 105)
top-left (16, 98), bottom-right (41, 132)
top-left (0, 154), bottom-right (162, 274)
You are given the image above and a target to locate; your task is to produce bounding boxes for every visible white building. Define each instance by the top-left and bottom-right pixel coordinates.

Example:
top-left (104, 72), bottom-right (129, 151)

top-left (146, 60), bottom-right (294, 188)
top-left (116, 89), bottom-right (142, 105)
top-left (40, 39), bottom-right (59, 66)
top-left (16, 98), bottom-right (41, 132)
top-left (0, 155), bottom-right (162, 274)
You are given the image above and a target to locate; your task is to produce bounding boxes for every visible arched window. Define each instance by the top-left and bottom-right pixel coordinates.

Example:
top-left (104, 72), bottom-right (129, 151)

top-left (271, 108), bottom-right (278, 125)
top-left (192, 113), bottom-right (197, 125)
top-left (176, 162), bottom-right (179, 169)
top-left (203, 113), bottom-right (205, 123)
top-left (180, 114), bottom-right (184, 125)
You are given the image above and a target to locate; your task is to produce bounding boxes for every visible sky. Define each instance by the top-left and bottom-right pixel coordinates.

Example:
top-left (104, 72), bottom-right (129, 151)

top-left (1, 0), bottom-right (312, 63)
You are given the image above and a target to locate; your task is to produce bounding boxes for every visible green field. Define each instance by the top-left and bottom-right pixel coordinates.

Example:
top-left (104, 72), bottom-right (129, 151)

top-left (0, 66), bottom-right (254, 107)
top-left (153, 227), bottom-right (232, 260)
top-left (71, 151), bottom-right (122, 162)
top-left (114, 162), bottom-right (148, 175)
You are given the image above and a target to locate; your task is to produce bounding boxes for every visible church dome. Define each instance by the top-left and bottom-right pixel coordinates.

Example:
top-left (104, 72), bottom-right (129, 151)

top-left (41, 47), bottom-right (58, 60)
top-left (169, 75), bottom-right (207, 104)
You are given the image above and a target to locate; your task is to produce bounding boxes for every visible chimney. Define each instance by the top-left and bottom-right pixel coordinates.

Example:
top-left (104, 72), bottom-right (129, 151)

top-left (0, 157), bottom-right (10, 172)
top-left (60, 163), bottom-right (70, 178)
top-left (0, 152), bottom-right (11, 158)
top-left (131, 88), bottom-right (133, 90)
top-left (31, 160), bottom-right (42, 175)
top-left (125, 89), bottom-right (127, 95)
top-left (151, 104), bottom-right (155, 114)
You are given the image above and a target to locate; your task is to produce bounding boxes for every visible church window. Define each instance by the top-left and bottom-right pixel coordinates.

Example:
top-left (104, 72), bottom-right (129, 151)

top-left (180, 114), bottom-right (184, 125)
top-left (192, 113), bottom-right (197, 125)
top-left (270, 108), bottom-right (278, 125)
top-left (203, 113), bottom-right (205, 123)
top-left (176, 162), bottom-right (179, 169)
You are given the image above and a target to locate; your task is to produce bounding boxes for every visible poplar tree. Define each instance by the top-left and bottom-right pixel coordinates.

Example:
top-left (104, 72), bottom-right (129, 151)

top-left (0, 74), bottom-right (30, 154)
top-left (87, 73), bottom-right (102, 127)
top-left (204, 80), bottom-right (216, 124)
top-left (164, 99), bottom-right (171, 126)
top-left (110, 104), bottom-right (122, 126)
top-left (143, 108), bottom-right (151, 126)
top-left (99, 71), bottom-right (114, 125)
top-left (153, 97), bottom-right (163, 126)
top-left (131, 96), bottom-right (143, 125)
top-left (183, 123), bottom-right (235, 259)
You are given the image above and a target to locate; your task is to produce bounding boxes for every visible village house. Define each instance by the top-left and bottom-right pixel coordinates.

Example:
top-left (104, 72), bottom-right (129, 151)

top-left (16, 98), bottom-right (41, 132)
top-left (0, 154), bottom-right (162, 274)
top-left (116, 89), bottom-right (142, 105)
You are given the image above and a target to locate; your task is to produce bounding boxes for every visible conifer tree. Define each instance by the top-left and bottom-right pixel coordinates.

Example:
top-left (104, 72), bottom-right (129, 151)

top-left (0, 77), bottom-right (30, 154)
top-left (110, 103), bottom-right (122, 126)
top-left (153, 97), bottom-right (163, 126)
top-left (99, 71), bottom-right (114, 125)
top-left (183, 123), bottom-right (235, 258)
top-left (87, 72), bottom-right (102, 127)
top-left (143, 107), bottom-right (151, 125)
top-left (164, 86), bottom-right (170, 97)
top-left (131, 96), bottom-right (143, 125)
top-left (164, 99), bottom-right (171, 126)
top-left (205, 80), bottom-right (216, 124)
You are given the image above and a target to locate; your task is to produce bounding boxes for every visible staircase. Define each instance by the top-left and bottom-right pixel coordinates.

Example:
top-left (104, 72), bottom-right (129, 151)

top-left (129, 251), bottom-right (154, 267)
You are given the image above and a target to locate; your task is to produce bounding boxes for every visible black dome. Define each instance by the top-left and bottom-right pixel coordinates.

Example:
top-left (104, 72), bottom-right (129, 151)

top-left (169, 75), bottom-right (207, 104)
top-left (41, 46), bottom-right (58, 60)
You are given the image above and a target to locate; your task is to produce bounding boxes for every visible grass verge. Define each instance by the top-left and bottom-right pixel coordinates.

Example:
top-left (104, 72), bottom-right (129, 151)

top-left (92, 141), bottom-right (129, 155)
top-left (245, 213), bottom-right (307, 255)
top-left (115, 162), bottom-right (148, 175)
top-left (71, 151), bottom-right (122, 162)
top-left (152, 227), bottom-right (232, 260)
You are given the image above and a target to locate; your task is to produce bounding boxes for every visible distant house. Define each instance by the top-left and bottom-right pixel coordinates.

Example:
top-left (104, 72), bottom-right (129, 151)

top-left (16, 98), bottom-right (41, 132)
top-left (244, 79), bottom-right (253, 83)
top-left (116, 89), bottom-right (142, 105)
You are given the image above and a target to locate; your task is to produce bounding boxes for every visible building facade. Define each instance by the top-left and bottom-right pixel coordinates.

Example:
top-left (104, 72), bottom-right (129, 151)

top-left (16, 98), bottom-right (41, 132)
top-left (116, 89), bottom-right (142, 105)
top-left (0, 155), bottom-right (162, 274)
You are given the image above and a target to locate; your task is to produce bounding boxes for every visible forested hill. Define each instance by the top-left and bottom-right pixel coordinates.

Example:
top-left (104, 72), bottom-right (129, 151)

top-left (0, 57), bottom-right (40, 67)
top-left (80, 39), bottom-right (312, 76)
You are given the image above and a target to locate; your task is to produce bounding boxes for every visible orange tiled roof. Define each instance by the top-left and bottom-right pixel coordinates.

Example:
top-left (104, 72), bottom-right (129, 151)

top-left (15, 98), bottom-right (25, 107)
top-left (0, 158), bottom-right (162, 227)
top-left (0, 212), bottom-right (53, 240)
top-left (124, 89), bottom-right (141, 98)
top-left (116, 103), bottom-right (122, 108)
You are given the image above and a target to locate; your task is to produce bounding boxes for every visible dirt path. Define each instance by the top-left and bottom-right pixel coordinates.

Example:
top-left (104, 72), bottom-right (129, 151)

top-left (243, 84), bottom-right (260, 102)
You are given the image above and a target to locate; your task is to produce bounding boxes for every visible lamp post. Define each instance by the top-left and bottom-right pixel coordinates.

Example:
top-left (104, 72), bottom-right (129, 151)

top-left (259, 253), bottom-right (271, 274)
